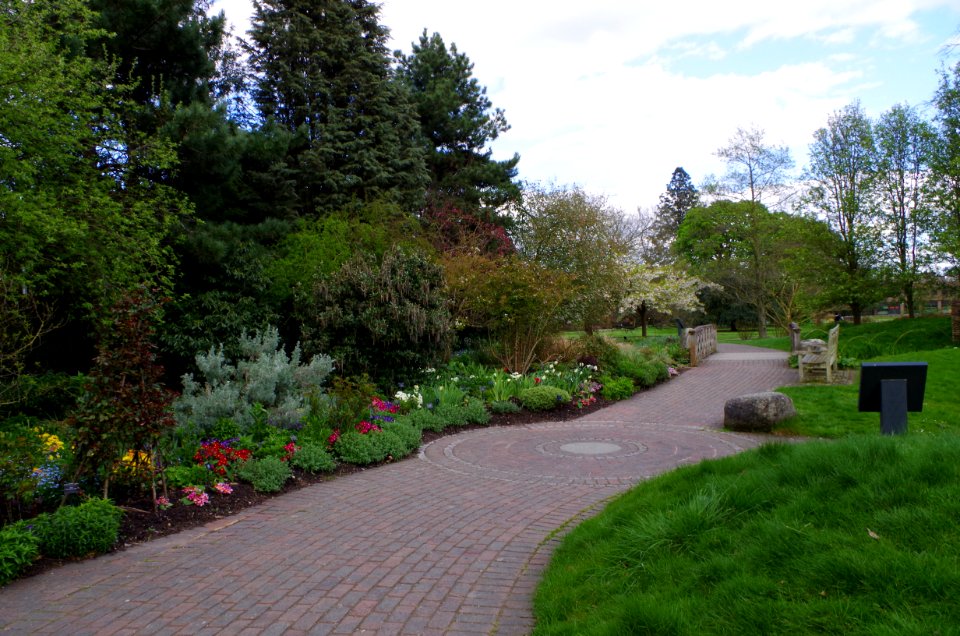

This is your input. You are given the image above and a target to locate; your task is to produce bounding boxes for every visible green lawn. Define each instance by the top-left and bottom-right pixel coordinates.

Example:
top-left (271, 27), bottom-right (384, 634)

top-left (778, 348), bottom-right (960, 438)
top-left (534, 434), bottom-right (960, 635)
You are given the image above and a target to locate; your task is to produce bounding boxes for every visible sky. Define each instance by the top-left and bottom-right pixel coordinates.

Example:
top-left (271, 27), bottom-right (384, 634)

top-left (211, 1), bottom-right (960, 212)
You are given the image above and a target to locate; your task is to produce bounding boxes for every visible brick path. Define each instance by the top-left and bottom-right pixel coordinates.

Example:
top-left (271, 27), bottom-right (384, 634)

top-left (0, 344), bottom-right (796, 635)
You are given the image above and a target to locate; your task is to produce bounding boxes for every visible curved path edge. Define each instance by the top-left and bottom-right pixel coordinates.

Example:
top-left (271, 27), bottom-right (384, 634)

top-left (0, 344), bottom-right (797, 635)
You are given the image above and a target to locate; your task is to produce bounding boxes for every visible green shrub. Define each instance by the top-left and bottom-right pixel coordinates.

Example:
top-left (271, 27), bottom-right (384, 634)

top-left (0, 521), bottom-right (40, 585)
top-left (519, 386), bottom-right (572, 411)
top-left (209, 418), bottom-right (242, 441)
top-left (301, 395), bottom-right (338, 444)
top-left (305, 246), bottom-right (453, 386)
top-left (236, 456), bottom-right (291, 492)
top-left (398, 408), bottom-right (445, 432)
top-left (600, 375), bottom-right (635, 401)
top-left (380, 421), bottom-right (422, 458)
top-left (328, 375), bottom-right (379, 428)
top-left (576, 334), bottom-right (621, 370)
top-left (490, 400), bottom-right (520, 414)
top-left (289, 443), bottom-right (336, 473)
top-left (0, 418), bottom-right (53, 511)
top-left (334, 430), bottom-right (391, 465)
top-left (163, 464), bottom-right (215, 489)
top-left (462, 397), bottom-right (491, 425)
top-left (666, 340), bottom-right (690, 365)
top-left (433, 402), bottom-right (471, 427)
top-left (610, 349), bottom-right (670, 388)
top-left (34, 498), bottom-right (122, 559)
top-left (251, 429), bottom-right (294, 460)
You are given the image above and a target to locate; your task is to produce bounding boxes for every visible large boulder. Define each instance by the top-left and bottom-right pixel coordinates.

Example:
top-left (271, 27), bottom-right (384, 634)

top-left (724, 392), bottom-right (797, 433)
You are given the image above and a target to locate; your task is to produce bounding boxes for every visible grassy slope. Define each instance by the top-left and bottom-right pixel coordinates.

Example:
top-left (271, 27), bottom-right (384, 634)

top-left (534, 435), bottom-right (960, 635)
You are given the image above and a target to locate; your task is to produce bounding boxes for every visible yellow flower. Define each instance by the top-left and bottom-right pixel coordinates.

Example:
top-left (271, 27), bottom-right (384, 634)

top-left (34, 429), bottom-right (64, 460)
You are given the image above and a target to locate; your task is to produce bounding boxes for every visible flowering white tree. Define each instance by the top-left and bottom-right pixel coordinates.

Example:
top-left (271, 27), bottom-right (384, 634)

top-left (620, 265), bottom-right (718, 336)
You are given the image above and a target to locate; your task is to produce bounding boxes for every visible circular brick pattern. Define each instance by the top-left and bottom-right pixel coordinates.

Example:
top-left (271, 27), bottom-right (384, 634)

top-left (420, 421), bottom-right (759, 486)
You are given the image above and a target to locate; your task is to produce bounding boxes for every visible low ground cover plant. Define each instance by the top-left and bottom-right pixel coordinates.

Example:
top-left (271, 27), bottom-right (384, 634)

top-left (519, 386), bottom-right (572, 411)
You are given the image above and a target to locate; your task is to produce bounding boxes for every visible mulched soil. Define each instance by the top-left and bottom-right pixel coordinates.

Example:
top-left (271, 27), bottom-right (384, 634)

top-left (17, 397), bottom-right (612, 581)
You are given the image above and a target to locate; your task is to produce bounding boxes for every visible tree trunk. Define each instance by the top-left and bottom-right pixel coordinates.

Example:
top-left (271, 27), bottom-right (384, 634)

top-left (637, 301), bottom-right (648, 338)
top-left (756, 304), bottom-right (767, 339)
top-left (905, 282), bottom-right (916, 319)
top-left (851, 302), bottom-right (863, 325)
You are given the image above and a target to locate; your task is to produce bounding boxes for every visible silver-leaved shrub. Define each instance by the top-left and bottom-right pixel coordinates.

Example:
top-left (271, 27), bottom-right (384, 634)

top-left (175, 327), bottom-right (334, 437)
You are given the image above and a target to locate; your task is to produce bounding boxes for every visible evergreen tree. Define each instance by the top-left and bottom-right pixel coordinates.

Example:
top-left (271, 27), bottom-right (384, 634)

top-left (88, 0), bottom-right (226, 110)
top-left (248, 0), bottom-right (427, 215)
top-left (650, 167), bottom-right (700, 263)
top-left (396, 30), bottom-right (521, 218)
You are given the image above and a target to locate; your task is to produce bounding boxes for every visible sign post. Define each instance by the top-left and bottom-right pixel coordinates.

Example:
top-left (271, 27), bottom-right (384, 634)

top-left (857, 362), bottom-right (928, 435)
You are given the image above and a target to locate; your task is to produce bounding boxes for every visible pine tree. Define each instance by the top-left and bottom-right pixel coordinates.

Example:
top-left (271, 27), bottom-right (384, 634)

top-left (249, 0), bottom-right (427, 215)
top-left (396, 30), bottom-right (521, 218)
top-left (88, 0), bottom-right (226, 110)
top-left (649, 167), bottom-right (700, 263)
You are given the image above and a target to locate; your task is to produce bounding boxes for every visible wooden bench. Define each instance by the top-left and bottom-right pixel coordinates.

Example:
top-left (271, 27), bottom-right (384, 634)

top-left (798, 324), bottom-right (839, 382)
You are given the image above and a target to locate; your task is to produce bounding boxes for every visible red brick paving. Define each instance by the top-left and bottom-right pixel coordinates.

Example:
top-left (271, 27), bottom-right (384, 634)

top-left (0, 344), bottom-right (797, 634)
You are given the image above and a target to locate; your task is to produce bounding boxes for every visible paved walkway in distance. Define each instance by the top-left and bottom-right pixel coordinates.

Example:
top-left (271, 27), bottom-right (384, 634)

top-left (0, 344), bottom-right (796, 635)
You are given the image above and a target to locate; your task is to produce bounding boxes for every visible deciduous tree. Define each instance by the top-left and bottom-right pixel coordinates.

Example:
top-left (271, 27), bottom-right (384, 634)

top-left (929, 62), bottom-right (960, 281)
top-left (513, 186), bottom-right (638, 332)
top-left (803, 102), bottom-right (883, 323)
top-left (619, 266), bottom-right (716, 337)
top-left (712, 126), bottom-right (795, 210)
top-left (0, 0), bottom-right (190, 378)
top-left (874, 103), bottom-right (936, 318)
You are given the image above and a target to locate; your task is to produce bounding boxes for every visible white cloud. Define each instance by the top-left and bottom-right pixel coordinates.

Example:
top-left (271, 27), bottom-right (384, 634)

top-left (212, 0), bottom-right (960, 210)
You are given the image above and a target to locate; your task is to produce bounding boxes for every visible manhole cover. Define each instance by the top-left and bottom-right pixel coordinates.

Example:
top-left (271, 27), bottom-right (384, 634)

top-left (558, 442), bottom-right (622, 455)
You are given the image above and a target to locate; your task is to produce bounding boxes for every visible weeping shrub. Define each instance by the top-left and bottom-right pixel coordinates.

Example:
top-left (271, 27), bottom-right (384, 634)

top-left (304, 245), bottom-right (453, 387)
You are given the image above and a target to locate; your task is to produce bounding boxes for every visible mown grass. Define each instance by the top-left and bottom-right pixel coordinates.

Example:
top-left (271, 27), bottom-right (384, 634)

top-left (778, 348), bottom-right (960, 438)
top-left (723, 316), bottom-right (953, 360)
top-left (534, 434), bottom-right (960, 635)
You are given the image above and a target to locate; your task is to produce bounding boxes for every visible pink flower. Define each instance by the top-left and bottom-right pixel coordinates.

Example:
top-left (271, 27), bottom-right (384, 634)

top-left (157, 496), bottom-right (172, 510)
top-left (214, 482), bottom-right (233, 495)
top-left (182, 486), bottom-right (210, 507)
top-left (355, 420), bottom-right (382, 435)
